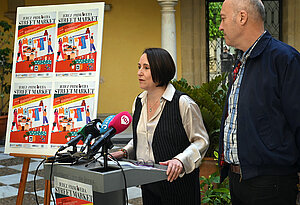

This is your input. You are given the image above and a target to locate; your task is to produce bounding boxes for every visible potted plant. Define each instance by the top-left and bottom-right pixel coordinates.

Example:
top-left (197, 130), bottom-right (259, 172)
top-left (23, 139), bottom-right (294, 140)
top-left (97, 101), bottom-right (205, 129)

top-left (200, 171), bottom-right (231, 204)
top-left (172, 74), bottom-right (228, 177)
top-left (0, 20), bottom-right (13, 144)
top-left (172, 74), bottom-right (228, 157)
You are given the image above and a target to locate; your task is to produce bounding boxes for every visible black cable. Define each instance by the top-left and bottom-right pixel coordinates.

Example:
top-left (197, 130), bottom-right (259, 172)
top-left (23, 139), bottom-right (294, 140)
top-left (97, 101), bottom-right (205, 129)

top-left (84, 151), bottom-right (103, 167)
top-left (34, 158), bottom-right (46, 205)
top-left (47, 150), bottom-right (128, 205)
top-left (108, 153), bottom-right (128, 205)
top-left (49, 151), bottom-right (59, 205)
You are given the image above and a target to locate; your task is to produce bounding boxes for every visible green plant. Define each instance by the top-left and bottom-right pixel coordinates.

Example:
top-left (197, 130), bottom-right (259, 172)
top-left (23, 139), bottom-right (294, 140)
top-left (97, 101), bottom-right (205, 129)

top-left (69, 60), bottom-right (76, 67)
top-left (171, 75), bottom-right (228, 157)
top-left (65, 132), bottom-right (72, 139)
top-left (199, 151), bottom-right (231, 204)
top-left (29, 61), bottom-right (36, 67)
top-left (0, 20), bottom-right (13, 116)
top-left (209, 2), bottom-right (223, 40)
top-left (23, 132), bottom-right (29, 138)
top-left (200, 172), bottom-right (231, 204)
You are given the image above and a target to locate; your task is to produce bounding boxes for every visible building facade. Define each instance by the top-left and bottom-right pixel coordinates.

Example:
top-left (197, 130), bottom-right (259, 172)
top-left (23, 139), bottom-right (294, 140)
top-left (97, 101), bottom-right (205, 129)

top-left (1, 0), bottom-right (299, 116)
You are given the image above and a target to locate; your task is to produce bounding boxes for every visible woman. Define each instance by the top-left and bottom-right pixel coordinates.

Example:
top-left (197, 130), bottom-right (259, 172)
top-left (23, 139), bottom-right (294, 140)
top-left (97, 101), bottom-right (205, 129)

top-left (112, 48), bottom-right (209, 205)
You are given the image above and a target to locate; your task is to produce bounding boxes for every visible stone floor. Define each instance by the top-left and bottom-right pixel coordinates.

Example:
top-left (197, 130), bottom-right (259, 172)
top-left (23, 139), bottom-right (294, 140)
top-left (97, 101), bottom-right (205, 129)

top-left (0, 144), bottom-right (143, 205)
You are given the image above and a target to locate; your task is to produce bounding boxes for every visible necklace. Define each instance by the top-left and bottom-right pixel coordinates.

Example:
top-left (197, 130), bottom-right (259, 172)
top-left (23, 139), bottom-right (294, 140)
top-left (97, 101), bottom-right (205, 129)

top-left (148, 97), bottom-right (161, 112)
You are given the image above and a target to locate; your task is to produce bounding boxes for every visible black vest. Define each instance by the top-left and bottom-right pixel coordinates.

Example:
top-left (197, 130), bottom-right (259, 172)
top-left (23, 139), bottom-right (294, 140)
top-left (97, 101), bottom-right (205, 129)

top-left (132, 90), bottom-right (190, 162)
top-left (132, 90), bottom-right (200, 204)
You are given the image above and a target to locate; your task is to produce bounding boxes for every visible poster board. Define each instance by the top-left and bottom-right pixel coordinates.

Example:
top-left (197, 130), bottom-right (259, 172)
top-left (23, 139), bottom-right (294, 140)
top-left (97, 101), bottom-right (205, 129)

top-left (54, 176), bottom-right (93, 204)
top-left (5, 2), bottom-right (105, 156)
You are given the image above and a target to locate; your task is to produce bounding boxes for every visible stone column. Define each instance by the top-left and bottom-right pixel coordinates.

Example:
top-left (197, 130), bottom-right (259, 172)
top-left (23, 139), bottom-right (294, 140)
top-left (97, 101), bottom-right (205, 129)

top-left (180, 0), bottom-right (207, 85)
top-left (157, 0), bottom-right (178, 78)
top-left (282, 0), bottom-right (300, 51)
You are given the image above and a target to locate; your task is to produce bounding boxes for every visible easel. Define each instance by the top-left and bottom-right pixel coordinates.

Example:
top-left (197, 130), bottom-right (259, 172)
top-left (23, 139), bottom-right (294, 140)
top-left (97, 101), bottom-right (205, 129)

top-left (10, 153), bottom-right (52, 205)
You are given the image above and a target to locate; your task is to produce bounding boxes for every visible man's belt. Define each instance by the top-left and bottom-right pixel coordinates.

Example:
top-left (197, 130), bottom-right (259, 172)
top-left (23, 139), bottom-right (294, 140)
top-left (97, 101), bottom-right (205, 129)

top-left (230, 164), bottom-right (241, 174)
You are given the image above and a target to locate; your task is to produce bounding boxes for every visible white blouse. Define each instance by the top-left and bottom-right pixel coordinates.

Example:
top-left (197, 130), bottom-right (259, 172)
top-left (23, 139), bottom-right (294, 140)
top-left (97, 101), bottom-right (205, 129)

top-left (124, 83), bottom-right (209, 175)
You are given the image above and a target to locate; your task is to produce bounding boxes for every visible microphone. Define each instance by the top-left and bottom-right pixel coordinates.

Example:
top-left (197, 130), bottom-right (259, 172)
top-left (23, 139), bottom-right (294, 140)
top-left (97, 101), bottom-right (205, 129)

top-left (84, 118), bottom-right (102, 136)
top-left (89, 111), bottom-right (132, 155)
top-left (94, 118), bottom-right (102, 133)
top-left (58, 125), bottom-right (87, 152)
top-left (78, 115), bottom-right (114, 155)
top-left (99, 115), bottom-right (115, 134)
top-left (80, 119), bottom-right (103, 152)
top-left (79, 133), bottom-right (94, 153)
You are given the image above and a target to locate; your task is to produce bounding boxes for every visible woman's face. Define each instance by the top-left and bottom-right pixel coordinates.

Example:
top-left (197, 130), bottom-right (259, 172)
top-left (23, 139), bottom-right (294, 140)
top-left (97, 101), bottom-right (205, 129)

top-left (137, 53), bottom-right (157, 91)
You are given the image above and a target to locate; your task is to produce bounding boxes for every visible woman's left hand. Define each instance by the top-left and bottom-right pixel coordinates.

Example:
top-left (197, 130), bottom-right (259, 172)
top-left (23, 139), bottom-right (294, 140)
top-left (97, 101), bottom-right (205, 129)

top-left (159, 159), bottom-right (183, 182)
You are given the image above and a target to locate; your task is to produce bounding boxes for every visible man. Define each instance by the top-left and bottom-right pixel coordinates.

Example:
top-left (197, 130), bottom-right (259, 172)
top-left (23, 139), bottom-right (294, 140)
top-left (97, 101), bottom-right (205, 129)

top-left (218, 0), bottom-right (300, 204)
top-left (220, 45), bottom-right (234, 85)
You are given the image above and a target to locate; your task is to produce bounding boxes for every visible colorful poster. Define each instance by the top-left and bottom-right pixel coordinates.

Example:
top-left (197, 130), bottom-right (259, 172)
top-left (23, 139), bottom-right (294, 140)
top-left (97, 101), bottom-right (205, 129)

top-left (9, 83), bottom-right (52, 149)
top-left (50, 81), bottom-right (96, 148)
top-left (54, 176), bottom-right (93, 205)
top-left (15, 12), bottom-right (56, 78)
top-left (5, 2), bottom-right (104, 156)
top-left (55, 9), bottom-right (100, 77)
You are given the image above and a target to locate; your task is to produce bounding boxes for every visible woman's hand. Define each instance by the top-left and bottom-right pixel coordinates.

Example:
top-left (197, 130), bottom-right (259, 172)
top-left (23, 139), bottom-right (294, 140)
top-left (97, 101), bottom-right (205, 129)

top-left (110, 150), bottom-right (124, 159)
top-left (159, 158), bottom-right (183, 182)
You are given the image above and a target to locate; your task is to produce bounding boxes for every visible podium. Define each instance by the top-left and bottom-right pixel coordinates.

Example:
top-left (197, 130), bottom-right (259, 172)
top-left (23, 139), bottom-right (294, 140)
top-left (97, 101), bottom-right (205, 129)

top-left (44, 159), bottom-right (167, 205)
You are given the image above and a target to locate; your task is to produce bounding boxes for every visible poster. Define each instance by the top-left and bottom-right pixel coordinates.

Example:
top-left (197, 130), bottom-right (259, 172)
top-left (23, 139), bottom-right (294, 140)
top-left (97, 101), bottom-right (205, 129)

top-left (5, 2), bottom-right (104, 156)
top-left (54, 176), bottom-right (93, 205)
top-left (15, 12), bottom-right (56, 78)
top-left (55, 9), bottom-right (100, 77)
top-left (9, 82), bottom-right (51, 149)
top-left (50, 81), bottom-right (96, 148)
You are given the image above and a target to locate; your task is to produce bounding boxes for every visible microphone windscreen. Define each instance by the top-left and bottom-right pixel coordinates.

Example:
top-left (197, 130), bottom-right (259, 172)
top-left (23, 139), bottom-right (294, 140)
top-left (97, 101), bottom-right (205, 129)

top-left (108, 111), bottom-right (132, 134)
top-left (99, 115), bottom-right (115, 134)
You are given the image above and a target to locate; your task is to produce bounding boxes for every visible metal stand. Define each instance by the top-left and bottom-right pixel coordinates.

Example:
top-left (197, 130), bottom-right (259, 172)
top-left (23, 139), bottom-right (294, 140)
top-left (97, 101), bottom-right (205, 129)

top-left (101, 140), bottom-right (113, 171)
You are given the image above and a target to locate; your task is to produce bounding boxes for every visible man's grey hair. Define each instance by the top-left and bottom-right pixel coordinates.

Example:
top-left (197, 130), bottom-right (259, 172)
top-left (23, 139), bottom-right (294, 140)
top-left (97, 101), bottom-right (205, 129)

top-left (251, 0), bottom-right (265, 21)
top-left (234, 0), bottom-right (265, 21)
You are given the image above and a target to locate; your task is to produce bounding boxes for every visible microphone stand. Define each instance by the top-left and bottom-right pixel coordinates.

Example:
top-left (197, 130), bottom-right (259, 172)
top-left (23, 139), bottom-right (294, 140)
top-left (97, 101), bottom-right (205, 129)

top-left (101, 139), bottom-right (114, 171)
top-left (70, 144), bottom-right (78, 154)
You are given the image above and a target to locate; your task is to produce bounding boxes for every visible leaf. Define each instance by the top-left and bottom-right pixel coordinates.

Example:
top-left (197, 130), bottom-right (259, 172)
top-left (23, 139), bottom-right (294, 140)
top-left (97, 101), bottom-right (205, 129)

top-left (171, 74), bottom-right (228, 158)
top-left (0, 20), bottom-right (13, 115)
top-left (214, 188), bottom-right (230, 193)
top-left (0, 21), bottom-right (12, 32)
top-left (202, 198), bottom-right (211, 203)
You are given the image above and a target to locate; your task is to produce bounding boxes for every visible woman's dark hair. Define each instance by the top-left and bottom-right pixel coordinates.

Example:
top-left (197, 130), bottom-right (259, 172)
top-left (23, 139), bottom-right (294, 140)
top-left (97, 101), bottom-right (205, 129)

top-left (143, 48), bottom-right (176, 87)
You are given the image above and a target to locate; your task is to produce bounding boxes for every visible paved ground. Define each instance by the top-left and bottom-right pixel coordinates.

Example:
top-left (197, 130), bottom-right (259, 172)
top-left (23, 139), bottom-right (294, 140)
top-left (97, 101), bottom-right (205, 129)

top-left (1, 127), bottom-right (299, 205)
top-left (0, 130), bottom-right (143, 205)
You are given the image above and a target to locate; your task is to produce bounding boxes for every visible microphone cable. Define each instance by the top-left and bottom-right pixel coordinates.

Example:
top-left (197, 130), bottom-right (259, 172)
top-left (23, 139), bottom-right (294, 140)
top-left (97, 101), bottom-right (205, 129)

top-left (84, 151), bottom-right (103, 168)
top-left (49, 151), bottom-right (59, 205)
top-left (34, 158), bottom-right (46, 205)
top-left (38, 150), bottom-right (128, 205)
top-left (84, 151), bottom-right (128, 204)
top-left (108, 153), bottom-right (128, 205)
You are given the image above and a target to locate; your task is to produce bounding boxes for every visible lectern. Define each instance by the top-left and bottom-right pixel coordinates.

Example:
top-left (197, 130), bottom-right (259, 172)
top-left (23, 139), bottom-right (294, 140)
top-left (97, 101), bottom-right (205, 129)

top-left (44, 159), bottom-right (167, 205)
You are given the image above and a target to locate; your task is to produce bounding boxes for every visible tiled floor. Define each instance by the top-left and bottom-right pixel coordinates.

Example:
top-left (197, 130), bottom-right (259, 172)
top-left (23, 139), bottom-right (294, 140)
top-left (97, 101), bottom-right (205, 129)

top-left (0, 145), bottom-right (142, 205)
